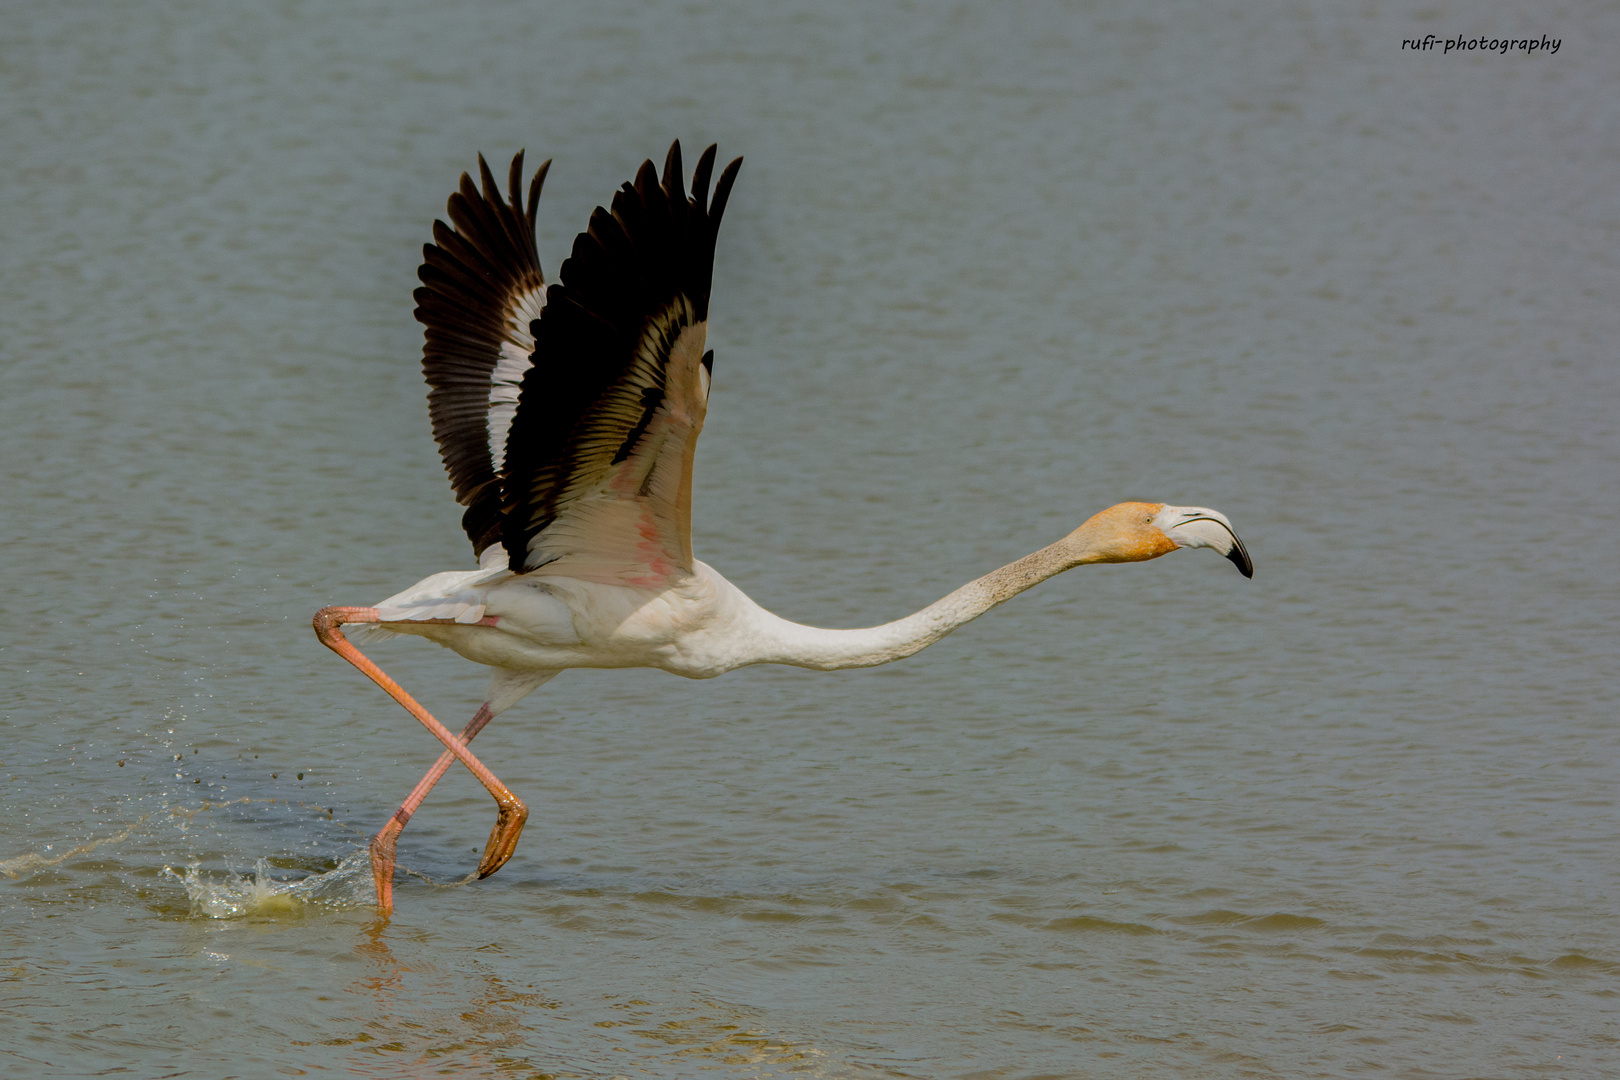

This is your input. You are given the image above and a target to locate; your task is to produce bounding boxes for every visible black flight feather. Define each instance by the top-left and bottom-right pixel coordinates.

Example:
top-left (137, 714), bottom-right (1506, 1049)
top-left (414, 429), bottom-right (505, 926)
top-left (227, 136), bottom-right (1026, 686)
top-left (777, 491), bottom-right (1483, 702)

top-left (500, 140), bottom-right (742, 573)
top-left (415, 151), bottom-right (550, 557)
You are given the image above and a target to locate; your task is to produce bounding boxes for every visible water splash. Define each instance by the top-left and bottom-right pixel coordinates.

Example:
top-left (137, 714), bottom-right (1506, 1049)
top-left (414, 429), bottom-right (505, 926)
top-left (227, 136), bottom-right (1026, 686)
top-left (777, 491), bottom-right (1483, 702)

top-left (166, 848), bottom-right (375, 918)
top-left (0, 816), bottom-right (153, 879)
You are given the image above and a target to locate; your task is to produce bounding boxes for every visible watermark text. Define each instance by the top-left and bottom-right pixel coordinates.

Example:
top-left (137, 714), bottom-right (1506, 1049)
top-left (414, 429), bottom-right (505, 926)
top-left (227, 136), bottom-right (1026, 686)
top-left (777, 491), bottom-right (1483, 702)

top-left (1402, 35), bottom-right (1560, 54)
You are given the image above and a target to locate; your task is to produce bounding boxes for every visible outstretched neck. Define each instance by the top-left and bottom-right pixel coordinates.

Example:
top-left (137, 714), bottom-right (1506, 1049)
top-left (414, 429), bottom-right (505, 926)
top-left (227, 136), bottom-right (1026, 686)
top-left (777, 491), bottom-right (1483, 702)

top-left (749, 535), bottom-right (1095, 671)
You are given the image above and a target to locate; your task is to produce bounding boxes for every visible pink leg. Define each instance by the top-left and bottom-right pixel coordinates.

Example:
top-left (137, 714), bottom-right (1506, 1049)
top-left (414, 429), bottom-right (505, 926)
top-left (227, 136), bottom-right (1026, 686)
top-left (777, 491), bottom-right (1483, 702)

top-left (313, 607), bottom-right (528, 914)
top-left (369, 702), bottom-right (494, 913)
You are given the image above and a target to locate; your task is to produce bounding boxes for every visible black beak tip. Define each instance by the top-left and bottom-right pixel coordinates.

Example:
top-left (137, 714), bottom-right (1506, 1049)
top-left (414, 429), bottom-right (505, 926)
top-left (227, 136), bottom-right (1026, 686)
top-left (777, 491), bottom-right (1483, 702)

top-left (1226, 547), bottom-right (1254, 579)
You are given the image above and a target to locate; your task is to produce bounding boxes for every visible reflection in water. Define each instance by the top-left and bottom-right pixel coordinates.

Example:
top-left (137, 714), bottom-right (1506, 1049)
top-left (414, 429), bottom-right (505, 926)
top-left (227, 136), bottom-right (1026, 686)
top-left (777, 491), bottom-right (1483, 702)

top-left (339, 922), bottom-right (845, 1077)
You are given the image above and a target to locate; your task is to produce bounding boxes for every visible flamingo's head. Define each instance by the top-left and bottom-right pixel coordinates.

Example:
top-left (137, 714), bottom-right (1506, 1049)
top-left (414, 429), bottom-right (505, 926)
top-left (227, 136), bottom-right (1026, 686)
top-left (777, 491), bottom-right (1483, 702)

top-left (1071, 502), bottom-right (1253, 578)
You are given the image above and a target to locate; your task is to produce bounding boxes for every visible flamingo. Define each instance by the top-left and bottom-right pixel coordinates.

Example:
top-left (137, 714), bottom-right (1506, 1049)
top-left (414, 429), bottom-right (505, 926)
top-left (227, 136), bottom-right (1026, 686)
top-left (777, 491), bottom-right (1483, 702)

top-left (313, 142), bottom-right (1254, 914)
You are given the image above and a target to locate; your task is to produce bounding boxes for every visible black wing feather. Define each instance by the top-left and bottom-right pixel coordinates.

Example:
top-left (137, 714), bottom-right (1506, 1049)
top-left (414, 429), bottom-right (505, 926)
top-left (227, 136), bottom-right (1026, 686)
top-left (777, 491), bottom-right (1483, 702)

top-left (415, 151), bottom-right (550, 557)
top-left (501, 141), bottom-right (742, 573)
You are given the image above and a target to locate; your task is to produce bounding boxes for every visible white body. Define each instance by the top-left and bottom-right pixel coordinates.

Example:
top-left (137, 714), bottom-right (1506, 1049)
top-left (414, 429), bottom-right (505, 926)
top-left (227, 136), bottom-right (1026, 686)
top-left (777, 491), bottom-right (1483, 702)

top-left (362, 501), bottom-right (1251, 714)
top-left (372, 561), bottom-right (777, 678)
top-left (370, 557), bottom-right (982, 682)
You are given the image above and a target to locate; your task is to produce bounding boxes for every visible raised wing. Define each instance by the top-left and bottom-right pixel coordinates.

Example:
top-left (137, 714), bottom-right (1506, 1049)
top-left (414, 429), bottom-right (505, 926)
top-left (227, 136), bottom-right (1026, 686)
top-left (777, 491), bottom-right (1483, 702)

top-left (415, 152), bottom-right (550, 558)
top-left (501, 141), bottom-right (742, 585)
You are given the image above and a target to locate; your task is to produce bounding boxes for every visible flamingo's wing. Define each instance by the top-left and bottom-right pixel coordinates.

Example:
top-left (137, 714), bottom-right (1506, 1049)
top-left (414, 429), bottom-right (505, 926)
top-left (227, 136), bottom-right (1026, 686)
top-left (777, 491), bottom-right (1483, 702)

top-left (501, 142), bottom-right (742, 586)
top-left (415, 152), bottom-right (551, 558)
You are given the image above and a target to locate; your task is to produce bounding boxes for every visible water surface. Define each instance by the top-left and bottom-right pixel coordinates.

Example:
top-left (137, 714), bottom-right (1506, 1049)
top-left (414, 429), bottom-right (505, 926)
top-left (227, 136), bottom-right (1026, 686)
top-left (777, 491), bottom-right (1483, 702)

top-left (3, 2), bottom-right (1617, 1077)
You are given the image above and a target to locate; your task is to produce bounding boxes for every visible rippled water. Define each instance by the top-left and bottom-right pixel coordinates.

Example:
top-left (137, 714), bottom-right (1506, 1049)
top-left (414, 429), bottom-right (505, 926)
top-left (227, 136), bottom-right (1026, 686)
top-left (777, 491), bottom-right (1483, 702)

top-left (3, 2), bottom-right (1617, 1077)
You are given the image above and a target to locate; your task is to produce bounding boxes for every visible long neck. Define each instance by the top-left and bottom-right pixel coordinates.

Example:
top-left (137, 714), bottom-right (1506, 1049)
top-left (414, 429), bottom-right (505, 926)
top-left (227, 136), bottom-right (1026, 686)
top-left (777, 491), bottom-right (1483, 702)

top-left (748, 537), bottom-right (1090, 671)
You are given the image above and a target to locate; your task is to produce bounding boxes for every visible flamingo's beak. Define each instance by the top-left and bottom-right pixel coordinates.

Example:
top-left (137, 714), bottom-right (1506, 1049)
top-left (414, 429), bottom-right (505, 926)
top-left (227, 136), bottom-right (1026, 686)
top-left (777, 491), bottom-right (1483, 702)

top-left (1152, 506), bottom-right (1254, 578)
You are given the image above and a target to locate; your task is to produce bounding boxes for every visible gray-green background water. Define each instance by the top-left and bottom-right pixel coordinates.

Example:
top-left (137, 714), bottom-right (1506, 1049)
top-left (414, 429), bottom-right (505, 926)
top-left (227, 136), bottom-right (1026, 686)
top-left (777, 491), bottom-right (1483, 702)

top-left (3, 2), bottom-right (1616, 1077)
